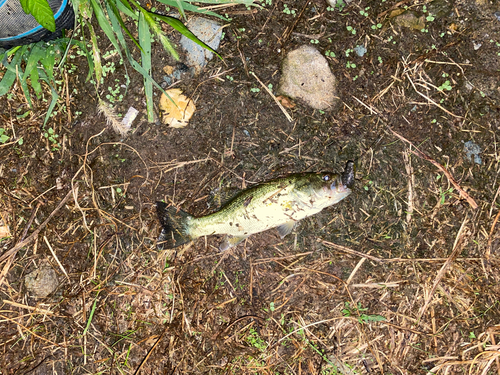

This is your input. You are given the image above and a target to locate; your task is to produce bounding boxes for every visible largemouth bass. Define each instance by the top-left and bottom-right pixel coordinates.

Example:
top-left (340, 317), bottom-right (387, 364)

top-left (157, 161), bottom-right (355, 250)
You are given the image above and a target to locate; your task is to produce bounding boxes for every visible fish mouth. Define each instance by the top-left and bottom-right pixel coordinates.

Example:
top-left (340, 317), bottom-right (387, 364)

top-left (331, 181), bottom-right (352, 196)
top-left (341, 160), bottom-right (355, 189)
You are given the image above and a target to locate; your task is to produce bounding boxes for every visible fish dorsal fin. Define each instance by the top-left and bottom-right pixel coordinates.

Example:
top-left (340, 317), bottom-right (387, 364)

top-left (220, 235), bottom-right (249, 251)
top-left (277, 221), bottom-right (296, 238)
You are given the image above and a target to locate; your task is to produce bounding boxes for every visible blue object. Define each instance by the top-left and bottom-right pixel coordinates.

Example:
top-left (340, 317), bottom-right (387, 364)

top-left (354, 45), bottom-right (367, 57)
top-left (0, 0), bottom-right (74, 48)
top-left (464, 141), bottom-right (482, 165)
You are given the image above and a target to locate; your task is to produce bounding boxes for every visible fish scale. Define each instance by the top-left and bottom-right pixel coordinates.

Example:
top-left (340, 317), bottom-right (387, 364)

top-left (157, 161), bottom-right (355, 251)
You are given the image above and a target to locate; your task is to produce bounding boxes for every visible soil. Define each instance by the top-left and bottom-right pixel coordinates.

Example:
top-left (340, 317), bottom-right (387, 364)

top-left (1, 0), bottom-right (500, 374)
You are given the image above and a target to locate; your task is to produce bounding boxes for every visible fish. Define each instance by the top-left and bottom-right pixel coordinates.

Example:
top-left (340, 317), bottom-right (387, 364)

top-left (157, 160), bottom-right (355, 251)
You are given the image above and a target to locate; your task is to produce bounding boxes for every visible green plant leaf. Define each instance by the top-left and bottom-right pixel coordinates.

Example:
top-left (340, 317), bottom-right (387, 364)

top-left (175, 0), bottom-right (186, 20)
top-left (88, 22), bottom-right (103, 86)
top-left (43, 85), bottom-right (59, 127)
top-left (89, 0), bottom-right (122, 53)
top-left (138, 13), bottom-right (154, 123)
top-left (40, 44), bottom-right (55, 82)
top-left (0, 46), bottom-right (27, 97)
top-left (107, 0), bottom-right (143, 53)
top-left (27, 0), bottom-right (56, 32)
top-left (116, 0), bottom-right (138, 20)
top-left (140, 7), bottom-right (178, 59)
top-left (25, 44), bottom-right (46, 98)
top-left (156, 0), bottom-right (227, 20)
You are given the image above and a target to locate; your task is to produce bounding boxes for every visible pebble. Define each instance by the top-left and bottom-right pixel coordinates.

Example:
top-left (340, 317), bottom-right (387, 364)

top-left (25, 264), bottom-right (59, 298)
top-left (180, 17), bottom-right (223, 73)
top-left (277, 45), bottom-right (338, 110)
top-left (463, 140), bottom-right (482, 165)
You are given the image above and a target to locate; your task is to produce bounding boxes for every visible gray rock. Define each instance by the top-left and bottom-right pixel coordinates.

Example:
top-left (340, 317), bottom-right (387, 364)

top-left (278, 45), bottom-right (338, 110)
top-left (25, 264), bottom-right (59, 298)
top-left (180, 17), bottom-right (223, 73)
top-left (464, 140), bottom-right (482, 165)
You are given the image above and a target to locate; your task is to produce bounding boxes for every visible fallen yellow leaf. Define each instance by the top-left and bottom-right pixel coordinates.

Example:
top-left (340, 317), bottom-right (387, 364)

top-left (159, 89), bottom-right (196, 128)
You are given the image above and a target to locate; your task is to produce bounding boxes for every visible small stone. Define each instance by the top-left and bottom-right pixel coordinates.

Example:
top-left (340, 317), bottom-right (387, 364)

top-left (25, 265), bottom-right (59, 298)
top-left (180, 17), bottom-right (222, 73)
top-left (354, 45), bottom-right (367, 57)
top-left (464, 141), bottom-right (482, 165)
top-left (278, 45), bottom-right (338, 110)
top-left (392, 10), bottom-right (426, 31)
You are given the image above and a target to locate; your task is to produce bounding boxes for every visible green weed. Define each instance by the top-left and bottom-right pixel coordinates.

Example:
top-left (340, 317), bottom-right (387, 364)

top-left (342, 302), bottom-right (386, 324)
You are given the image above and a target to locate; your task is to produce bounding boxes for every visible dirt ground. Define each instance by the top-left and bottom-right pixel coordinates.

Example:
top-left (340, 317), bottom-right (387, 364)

top-left (1, 0), bottom-right (500, 373)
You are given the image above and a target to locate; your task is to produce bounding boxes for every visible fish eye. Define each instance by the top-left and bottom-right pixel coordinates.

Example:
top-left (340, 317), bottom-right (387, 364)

top-left (322, 174), bottom-right (330, 181)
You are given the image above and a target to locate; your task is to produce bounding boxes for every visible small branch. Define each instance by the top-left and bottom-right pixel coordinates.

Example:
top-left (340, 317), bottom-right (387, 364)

top-left (251, 71), bottom-right (293, 123)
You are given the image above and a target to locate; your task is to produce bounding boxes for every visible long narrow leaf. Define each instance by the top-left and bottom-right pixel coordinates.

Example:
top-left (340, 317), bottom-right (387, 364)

top-left (184, 0), bottom-right (258, 5)
top-left (108, 1), bottom-right (172, 103)
top-left (0, 46), bottom-right (27, 96)
top-left (138, 13), bottom-right (154, 123)
top-left (89, 0), bottom-right (121, 53)
top-left (175, 0), bottom-right (186, 20)
top-left (115, 0), bottom-right (138, 20)
top-left (40, 44), bottom-right (55, 82)
top-left (29, 66), bottom-right (42, 98)
top-left (18, 68), bottom-right (33, 109)
top-left (43, 84), bottom-right (59, 127)
top-left (116, 0), bottom-right (134, 14)
top-left (107, 0), bottom-right (143, 53)
top-left (87, 22), bottom-right (103, 87)
top-left (153, 13), bottom-right (221, 59)
top-left (141, 8), bottom-right (178, 59)
top-left (156, 0), bottom-right (226, 20)
top-left (25, 44), bottom-right (45, 98)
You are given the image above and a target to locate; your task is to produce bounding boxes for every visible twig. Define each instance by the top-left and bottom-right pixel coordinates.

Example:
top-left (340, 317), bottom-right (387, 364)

top-left (486, 208), bottom-right (500, 260)
top-left (417, 217), bottom-right (468, 321)
top-left (0, 189), bottom-right (73, 267)
top-left (44, 236), bottom-right (70, 282)
top-left (405, 70), bottom-right (463, 119)
top-left (390, 128), bottom-right (478, 209)
top-left (2, 299), bottom-right (54, 315)
top-left (251, 71), bottom-right (293, 122)
top-left (352, 95), bottom-right (380, 115)
top-left (320, 240), bottom-right (383, 263)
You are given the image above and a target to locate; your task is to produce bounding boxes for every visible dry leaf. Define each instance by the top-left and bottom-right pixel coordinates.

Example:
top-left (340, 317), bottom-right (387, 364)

top-left (277, 95), bottom-right (296, 109)
top-left (159, 89), bottom-right (196, 128)
top-left (0, 212), bottom-right (10, 238)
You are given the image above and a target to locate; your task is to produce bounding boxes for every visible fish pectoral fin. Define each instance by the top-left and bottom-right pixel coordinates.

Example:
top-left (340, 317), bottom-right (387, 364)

top-left (277, 221), bottom-right (296, 238)
top-left (220, 235), bottom-right (249, 251)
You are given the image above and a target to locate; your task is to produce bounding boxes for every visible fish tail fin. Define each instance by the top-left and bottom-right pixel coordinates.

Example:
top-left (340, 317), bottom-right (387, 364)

top-left (156, 202), bottom-right (195, 249)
